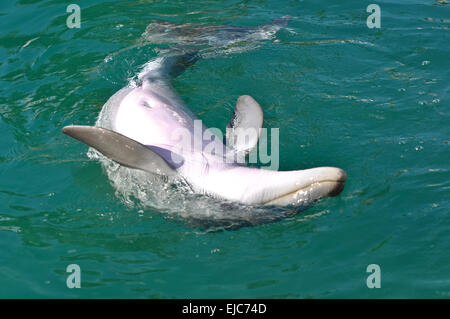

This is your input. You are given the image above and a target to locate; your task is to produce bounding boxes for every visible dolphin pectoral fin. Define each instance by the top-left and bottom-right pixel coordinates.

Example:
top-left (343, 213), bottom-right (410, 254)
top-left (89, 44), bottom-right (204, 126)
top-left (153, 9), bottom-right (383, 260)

top-left (62, 125), bottom-right (177, 177)
top-left (225, 95), bottom-right (264, 158)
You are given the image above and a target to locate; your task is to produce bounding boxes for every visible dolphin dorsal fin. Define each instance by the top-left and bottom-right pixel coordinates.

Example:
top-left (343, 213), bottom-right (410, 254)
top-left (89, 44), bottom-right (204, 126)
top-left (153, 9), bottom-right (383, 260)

top-left (226, 95), bottom-right (264, 158)
top-left (62, 125), bottom-right (177, 176)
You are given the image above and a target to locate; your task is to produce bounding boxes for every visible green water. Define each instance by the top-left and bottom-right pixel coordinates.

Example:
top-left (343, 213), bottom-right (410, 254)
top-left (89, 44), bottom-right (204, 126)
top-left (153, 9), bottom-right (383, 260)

top-left (0, 0), bottom-right (449, 298)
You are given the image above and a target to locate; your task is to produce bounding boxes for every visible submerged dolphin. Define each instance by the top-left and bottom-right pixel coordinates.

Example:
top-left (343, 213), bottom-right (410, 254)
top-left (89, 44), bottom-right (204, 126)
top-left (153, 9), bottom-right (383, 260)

top-left (141, 16), bottom-right (290, 48)
top-left (63, 18), bottom-right (346, 212)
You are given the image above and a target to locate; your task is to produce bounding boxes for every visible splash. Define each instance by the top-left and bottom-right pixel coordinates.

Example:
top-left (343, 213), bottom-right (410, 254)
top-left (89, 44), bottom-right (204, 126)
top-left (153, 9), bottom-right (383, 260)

top-left (88, 146), bottom-right (306, 230)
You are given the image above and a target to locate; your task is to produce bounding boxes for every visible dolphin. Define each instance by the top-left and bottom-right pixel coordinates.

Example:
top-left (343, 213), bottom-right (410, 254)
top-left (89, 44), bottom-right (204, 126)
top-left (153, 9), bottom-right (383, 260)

top-left (63, 18), bottom-right (346, 219)
top-left (140, 16), bottom-right (290, 48)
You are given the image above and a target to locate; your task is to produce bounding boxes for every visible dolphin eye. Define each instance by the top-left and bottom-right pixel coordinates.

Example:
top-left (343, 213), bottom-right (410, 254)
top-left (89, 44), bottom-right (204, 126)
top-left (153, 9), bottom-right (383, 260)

top-left (142, 101), bottom-right (152, 108)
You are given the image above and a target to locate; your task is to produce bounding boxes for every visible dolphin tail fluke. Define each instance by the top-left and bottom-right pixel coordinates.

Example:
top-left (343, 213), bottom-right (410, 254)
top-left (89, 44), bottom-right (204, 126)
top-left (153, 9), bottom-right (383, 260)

top-left (225, 95), bottom-right (264, 158)
top-left (139, 51), bottom-right (200, 81)
top-left (161, 50), bottom-right (200, 79)
top-left (62, 125), bottom-right (177, 177)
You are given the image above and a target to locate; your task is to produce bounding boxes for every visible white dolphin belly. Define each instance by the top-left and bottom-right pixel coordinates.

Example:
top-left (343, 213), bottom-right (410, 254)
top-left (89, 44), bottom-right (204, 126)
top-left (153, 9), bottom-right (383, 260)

top-left (63, 17), bottom-right (347, 211)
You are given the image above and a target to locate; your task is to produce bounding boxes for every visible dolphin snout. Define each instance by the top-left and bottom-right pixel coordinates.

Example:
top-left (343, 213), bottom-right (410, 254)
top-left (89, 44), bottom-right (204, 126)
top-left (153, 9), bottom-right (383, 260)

top-left (317, 167), bottom-right (347, 197)
top-left (335, 167), bottom-right (347, 182)
top-left (261, 166), bottom-right (347, 206)
top-left (319, 166), bottom-right (347, 182)
top-left (328, 168), bottom-right (347, 197)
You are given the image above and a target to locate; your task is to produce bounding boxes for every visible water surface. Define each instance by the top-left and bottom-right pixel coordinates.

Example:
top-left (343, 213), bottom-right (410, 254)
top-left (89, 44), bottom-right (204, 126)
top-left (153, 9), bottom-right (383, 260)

top-left (0, 0), bottom-right (449, 298)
